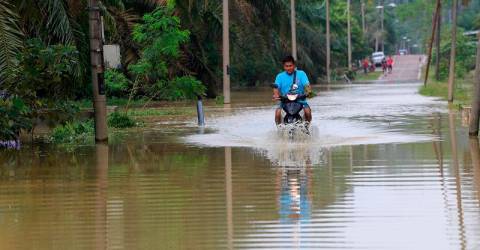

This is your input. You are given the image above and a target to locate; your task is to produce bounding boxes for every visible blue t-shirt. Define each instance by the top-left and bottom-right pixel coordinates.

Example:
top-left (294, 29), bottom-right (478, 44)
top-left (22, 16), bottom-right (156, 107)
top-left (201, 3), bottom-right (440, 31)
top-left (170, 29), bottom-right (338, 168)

top-left (275, 70), bottom-right (310, 96)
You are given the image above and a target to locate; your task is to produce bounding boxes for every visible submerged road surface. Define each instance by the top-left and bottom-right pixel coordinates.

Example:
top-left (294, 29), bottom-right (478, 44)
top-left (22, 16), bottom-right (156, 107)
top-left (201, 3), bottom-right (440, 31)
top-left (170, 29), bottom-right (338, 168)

top-left (1, 55), bottom-right (480, 249)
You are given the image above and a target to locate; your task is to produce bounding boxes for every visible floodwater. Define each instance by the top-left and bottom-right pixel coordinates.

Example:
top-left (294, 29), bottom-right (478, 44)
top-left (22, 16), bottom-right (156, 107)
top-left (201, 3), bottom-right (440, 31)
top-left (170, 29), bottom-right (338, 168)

top-left (1, 83), bottom-right (480, 250)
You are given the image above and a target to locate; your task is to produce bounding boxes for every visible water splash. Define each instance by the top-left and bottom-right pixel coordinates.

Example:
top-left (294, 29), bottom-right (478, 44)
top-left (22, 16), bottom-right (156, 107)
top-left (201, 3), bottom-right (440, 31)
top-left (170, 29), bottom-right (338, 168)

top-left (184, 83), bottom-right (445, 166)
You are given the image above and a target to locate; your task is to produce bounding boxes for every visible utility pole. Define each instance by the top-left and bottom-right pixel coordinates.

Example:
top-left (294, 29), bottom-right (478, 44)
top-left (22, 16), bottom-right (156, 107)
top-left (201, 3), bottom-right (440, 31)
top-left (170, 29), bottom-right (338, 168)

top-left (361, 0), bottom-right (366, 33)
top-left (223, 0), bottom-right (231, 104)
top-left (326, 0), bottom-right (331, 83)
top-left (291, 0), bottom-right (297, 60)
top-left (469, 33), bottom-right (480, 136)
top-left (347, 0), bottom-right (352, 70)
top-left (381, 0), bottom-right (384, 52)
top-left (424, 0), bottom-right (441, 87)
top-left (88, 0), bottom-right (108, 142)
top-left (447, 0), bottom-right (458, 103)
top-left (435, 2), bottom-right (442, 81)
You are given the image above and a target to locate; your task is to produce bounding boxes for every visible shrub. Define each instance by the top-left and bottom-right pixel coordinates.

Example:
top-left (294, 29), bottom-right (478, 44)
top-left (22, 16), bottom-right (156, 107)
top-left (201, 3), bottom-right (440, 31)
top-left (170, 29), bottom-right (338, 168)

top-left (127, 5), bottom-right (205, 101)
top-left (108, 112), bottom-right (136, 128)
top-left (0, 97), bottom-right (32, 141)
top-left (49, 120), bottom-right (94, 144)
top-left (105, 69), bottom-right (130, 97)
top-left (4, 39), bottom-right (82, 129)
top-left (432, 27), bottom-right (476, 81)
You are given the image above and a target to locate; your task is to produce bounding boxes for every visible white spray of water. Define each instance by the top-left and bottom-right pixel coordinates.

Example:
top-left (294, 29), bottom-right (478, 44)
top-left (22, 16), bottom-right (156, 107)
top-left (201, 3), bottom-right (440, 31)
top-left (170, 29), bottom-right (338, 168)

top-left (183, 83), bottom-right (446, 166)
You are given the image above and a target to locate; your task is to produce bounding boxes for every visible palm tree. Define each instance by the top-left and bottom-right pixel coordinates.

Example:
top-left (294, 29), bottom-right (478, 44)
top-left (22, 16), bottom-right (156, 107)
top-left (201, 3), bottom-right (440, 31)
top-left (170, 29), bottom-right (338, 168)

top-left (0, 0), bottom-right (23, 82)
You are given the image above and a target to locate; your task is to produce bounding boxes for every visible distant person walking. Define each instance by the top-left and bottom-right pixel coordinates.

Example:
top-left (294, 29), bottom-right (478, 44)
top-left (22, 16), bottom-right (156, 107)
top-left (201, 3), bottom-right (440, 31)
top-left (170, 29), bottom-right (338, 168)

top-left (362, 58), bottom-right (369, 74)
top-left (387, 56), bottom-right (394, 73)
top-left (381, 58), bottom-right (387, 74)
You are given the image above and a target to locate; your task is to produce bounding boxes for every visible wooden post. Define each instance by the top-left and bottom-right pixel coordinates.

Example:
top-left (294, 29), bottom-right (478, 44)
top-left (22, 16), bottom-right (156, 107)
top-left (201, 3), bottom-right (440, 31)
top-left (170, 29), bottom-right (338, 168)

top-left (326, 0), bottom-right (331, 83)
top-left (435, 2), bottom-right (442, 81)
top-left (347, 0), bottom-right (352, 71)
top-left (447, 0), bottom-right (458, 103)
top-left (291, 0), bottom-right (297, 60)
top-left (223, 0), bottom-right (231, 104)
top-left (424, 0), bottom-right (441, 87)
top-left (88, 0), bottom-right (108, 141)
top-left (469, 33), bottom-right (480, 136)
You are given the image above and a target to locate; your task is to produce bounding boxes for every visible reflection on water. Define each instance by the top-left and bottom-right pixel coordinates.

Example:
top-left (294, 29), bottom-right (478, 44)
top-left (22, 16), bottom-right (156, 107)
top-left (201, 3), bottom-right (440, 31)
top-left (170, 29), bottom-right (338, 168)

top-left (1, 84), bottom-right (480, 249)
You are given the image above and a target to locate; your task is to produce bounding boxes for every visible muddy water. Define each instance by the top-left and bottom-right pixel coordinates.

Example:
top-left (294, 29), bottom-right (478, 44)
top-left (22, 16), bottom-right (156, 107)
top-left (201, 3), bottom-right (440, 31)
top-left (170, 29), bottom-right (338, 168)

top-left (1, 83), bottom-right (480, 249)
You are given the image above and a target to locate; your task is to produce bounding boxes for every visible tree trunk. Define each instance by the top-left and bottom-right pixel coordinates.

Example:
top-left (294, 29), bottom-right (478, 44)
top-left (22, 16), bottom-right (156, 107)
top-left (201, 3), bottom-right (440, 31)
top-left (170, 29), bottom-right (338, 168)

top-left (469, 33), bottom-right (480, 136)
top-left (447, 0), bottom-right (458, 103)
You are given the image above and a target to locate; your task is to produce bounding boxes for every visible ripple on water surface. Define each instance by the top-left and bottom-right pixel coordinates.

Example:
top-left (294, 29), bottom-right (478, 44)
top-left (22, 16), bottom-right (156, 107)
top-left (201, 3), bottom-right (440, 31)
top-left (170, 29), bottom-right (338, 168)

top-left (1, 83), bottom-right (480, 250)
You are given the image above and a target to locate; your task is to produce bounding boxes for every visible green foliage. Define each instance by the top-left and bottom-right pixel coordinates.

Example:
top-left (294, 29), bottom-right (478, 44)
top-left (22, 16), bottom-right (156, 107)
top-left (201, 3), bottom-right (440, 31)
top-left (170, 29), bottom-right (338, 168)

top-left (49, 119), bottom-right (94, 144)
top-left (160, 76), bottom-right (206, 101)
top-left (431, 26), bottom-right (476, 81)
top-left (215, 95), bottom-right (224, 105)
top-left (9, 39), bottom-right (81, 100)
top-left (0, 0), bottom-right (23, 82)
top-left (105, 69), bottom-right (130, 97)
top-left (3, 39), bottom-right (82, 127)
top-left (0, 97), bottom-right (32, 140)
top-left (107, 111), bottom-right (136, 128)
top-left (130, 5), bottom-right (189, 81)
top-left (395, 0), bottom-right (435, 52)
top-left (127, 5), bottom-right (205, 101)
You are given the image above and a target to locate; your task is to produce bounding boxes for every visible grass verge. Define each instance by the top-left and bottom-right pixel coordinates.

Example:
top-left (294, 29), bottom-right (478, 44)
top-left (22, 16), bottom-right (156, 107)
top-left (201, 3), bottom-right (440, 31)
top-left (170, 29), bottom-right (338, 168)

top-left (419, 68), bottom-right (474, 108)
top-left (75, 97), bottom-right (149, 109)
top-left (354, 71), bottom-right (382, 81)
top-left (126, 107), bottom-right (195, 117)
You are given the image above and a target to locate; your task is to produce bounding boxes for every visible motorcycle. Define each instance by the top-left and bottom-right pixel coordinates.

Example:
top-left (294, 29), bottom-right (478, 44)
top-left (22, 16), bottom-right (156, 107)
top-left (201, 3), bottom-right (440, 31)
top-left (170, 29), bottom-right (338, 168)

top-left (280, 93), bottom-right (308, 124)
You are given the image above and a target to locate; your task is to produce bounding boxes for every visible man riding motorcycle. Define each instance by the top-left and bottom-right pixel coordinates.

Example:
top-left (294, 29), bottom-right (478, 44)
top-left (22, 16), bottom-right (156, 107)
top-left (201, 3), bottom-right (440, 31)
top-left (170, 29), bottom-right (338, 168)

top-left (272, 56), bottom-right (312, 125)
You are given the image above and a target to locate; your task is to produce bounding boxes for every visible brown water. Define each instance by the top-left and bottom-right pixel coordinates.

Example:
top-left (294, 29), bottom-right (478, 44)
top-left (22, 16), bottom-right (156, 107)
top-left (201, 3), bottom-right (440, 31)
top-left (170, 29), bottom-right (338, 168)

top-left (1, 83), bottom-right (480, 250)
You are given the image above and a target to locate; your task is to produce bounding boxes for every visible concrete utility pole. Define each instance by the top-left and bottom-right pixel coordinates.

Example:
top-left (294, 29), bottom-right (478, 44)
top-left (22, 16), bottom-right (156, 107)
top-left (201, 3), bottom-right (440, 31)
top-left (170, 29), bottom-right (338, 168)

top-left (435, 2), bottom-right (442, 81)
top-left (223, 0), bottom-right (231, 104)
top-left (347, 0), bottom-right (352, 70)
top-left (447, 0), bottom-right (458, 103)
top-left (291, 0), bottom-right (297, 60)
top-left (469, 33), bottom-right (480, 136)
top-left (326, 0), bottom-right (331, 83)
top-left (424, 0), bottom-right (441, 87)
top-left (88, 0), bottom-right (108, 141)
top-left (381, 0), bottom-right (384, 52)
top-left (361, 0), bottom-right (366, 33)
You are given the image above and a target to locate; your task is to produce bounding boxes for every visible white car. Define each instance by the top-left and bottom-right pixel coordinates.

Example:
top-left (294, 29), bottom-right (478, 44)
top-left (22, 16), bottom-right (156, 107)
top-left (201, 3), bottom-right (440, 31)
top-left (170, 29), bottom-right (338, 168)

top-left (399, 49), bottom-right (408, 55)
top-left (372, 52), bottom-right (385, 66)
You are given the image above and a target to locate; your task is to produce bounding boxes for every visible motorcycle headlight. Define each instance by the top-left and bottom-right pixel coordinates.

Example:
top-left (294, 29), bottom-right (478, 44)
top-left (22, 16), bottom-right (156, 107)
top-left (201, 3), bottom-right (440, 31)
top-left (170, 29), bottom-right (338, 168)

top-left (287, 94), bottom-right (298, 101)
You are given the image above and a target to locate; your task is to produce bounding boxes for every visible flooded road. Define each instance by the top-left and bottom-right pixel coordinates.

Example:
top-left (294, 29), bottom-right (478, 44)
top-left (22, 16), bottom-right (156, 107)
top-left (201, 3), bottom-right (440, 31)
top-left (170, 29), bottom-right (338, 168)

top-left (2, 82), bottom-right (480, 249)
